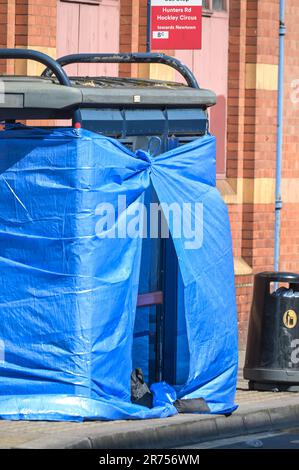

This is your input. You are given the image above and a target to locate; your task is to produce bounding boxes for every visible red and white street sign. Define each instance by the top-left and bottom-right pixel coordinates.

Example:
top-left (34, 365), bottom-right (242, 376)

top-left (150, 0), bottom-right (202, 51)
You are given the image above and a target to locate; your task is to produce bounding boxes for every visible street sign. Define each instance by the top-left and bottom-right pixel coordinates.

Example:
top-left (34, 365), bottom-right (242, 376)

top-left (150, 0), bottom-right (202, 51)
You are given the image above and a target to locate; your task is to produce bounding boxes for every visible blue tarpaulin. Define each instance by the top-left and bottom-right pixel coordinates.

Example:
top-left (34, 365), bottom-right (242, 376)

top-left (0, 127), bottom-right (238, 421)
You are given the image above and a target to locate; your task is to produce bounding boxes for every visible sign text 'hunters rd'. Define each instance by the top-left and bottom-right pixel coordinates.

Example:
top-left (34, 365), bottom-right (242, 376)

top-left (150, 0), bottom-right (202, 51)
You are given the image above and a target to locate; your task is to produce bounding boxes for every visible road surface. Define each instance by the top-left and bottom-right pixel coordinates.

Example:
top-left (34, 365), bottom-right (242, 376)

top-left (180, 428), bottom-right (299, 449)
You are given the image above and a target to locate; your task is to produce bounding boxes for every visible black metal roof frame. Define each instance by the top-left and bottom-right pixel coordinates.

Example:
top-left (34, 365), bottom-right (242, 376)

top-left (0, 49), bottom-right (208, 125)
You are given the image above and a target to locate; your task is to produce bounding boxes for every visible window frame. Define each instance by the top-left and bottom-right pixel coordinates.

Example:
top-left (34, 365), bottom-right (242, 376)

top-left (203, 0), bottom-right (227, 13)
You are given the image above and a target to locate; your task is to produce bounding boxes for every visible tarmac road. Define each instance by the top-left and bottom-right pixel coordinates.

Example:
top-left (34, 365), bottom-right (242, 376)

top-left (181, 428), bottom-right (299, 449)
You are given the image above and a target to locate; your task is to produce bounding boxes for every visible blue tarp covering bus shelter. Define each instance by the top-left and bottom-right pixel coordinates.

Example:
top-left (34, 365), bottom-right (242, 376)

top-left (0, 127), bottom-right (238, 421)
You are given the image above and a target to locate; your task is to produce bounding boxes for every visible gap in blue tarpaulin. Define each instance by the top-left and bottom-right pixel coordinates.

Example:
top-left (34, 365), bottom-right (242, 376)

top-left (0, 127), bottom-right (238, 421)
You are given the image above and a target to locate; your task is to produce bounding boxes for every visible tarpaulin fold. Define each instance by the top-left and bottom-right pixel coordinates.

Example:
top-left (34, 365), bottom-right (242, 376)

top-left (0, 127), bottom-right (238, 421)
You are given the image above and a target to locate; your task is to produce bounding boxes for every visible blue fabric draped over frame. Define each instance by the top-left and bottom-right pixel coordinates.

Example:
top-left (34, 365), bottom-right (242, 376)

top-left (0, 127), bottom-right (238, 421)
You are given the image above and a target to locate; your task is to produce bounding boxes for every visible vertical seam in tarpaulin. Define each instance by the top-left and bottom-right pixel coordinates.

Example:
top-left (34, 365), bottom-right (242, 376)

top-left (146, 141), bottom-right (238, 414)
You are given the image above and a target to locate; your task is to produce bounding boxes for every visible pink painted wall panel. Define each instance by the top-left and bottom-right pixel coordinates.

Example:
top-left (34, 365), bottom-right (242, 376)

top-left (78, 0), bottom-right (120, 77)
top-left (96, 0), bottom-right (120, 77)
top-left (175, 11), bottom-right (229, 175)
top-left (57, 0), bottom-right (120, 77)
top-left (57, 1), bottom-right (80, 76)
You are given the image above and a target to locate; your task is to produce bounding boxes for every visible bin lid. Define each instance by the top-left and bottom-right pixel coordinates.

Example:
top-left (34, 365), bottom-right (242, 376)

top-left (72, 76), bottom-right (216, 107)
top-left (257, 271), bottom-right (299, 283)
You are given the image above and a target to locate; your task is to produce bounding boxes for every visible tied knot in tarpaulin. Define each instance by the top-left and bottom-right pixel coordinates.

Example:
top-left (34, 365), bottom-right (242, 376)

top-left (135, 149), bottom-right (152, 166)
top-left (135, 136), bottom-right (163, 170)
top-left (134, 149), bottom-right (155, 174)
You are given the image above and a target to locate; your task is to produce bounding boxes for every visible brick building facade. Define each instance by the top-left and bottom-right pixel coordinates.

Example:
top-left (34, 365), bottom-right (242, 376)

top-left (0, 0), bottom-right (298, 350)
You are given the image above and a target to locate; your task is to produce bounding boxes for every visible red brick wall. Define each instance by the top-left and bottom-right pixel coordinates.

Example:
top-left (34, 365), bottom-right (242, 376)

top-left (227, 1), bottom-right (284, 348)
top-left (15, 0), bottom-right (56, 48)
top-left (119, 0), bottom-right (147, 77)
top-left (138, 0), bottom-right (147, 53)
top-left (0, 0), bottom-right (56, 73)
top-left (226, 0), bottom-right (299, 349)
top-left (0, 0), bottom-right (15, 73)
top-left (119, 0), bottom-right (137, 77)
top-left (236, 274), bottom-right (254, 347)
top-left (227, 0), bottom-right (253, 349)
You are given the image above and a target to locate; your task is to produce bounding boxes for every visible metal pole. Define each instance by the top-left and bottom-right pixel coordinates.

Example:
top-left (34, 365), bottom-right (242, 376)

top-left (274, 0), bottom-right (286, 272)
top-left (146, 0), bottom-right (151, 53)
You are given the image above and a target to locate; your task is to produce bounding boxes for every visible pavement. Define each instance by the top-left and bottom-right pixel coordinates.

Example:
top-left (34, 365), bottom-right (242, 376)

top-left (1, 353), bottom-right (299, 449)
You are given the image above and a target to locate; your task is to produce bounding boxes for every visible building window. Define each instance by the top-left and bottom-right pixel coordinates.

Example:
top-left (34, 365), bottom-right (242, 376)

top-left (203, 0), bottom-right (227, 11)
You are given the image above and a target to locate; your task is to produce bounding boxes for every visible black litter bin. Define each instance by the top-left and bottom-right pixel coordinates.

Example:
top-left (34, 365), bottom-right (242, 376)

top-left (244, 272), bottom-right (299, 391)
